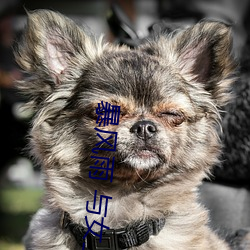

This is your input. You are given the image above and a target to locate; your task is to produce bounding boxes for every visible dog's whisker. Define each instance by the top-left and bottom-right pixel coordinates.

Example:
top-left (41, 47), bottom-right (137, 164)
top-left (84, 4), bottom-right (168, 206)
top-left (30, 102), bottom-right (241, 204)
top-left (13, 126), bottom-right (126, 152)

top-left (135, 168), bottom-right (150, 184)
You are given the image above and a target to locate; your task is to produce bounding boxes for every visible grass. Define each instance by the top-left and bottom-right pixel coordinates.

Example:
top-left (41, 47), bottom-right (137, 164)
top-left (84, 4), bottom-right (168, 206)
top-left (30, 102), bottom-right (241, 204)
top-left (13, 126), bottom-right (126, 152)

top-left (0, 187), bottom-right (43, 250)
top-left (0, 241), bottom-right (25, 250)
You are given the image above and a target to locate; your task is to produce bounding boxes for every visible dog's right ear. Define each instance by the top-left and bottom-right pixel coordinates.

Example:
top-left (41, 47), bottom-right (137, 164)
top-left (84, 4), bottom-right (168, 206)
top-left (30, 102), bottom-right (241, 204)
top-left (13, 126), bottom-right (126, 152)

top-left (15, 9), bottom-right (103, 85)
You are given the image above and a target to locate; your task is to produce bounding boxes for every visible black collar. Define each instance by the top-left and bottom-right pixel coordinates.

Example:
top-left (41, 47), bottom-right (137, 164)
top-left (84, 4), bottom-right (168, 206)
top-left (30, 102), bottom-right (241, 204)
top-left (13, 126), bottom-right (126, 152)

top-left (61, 212), bottom-right (166, 250)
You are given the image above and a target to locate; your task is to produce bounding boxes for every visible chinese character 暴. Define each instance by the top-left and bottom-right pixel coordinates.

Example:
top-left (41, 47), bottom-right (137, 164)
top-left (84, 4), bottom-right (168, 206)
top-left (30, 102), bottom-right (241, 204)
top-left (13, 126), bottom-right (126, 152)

top-left (89, 156), bottom-right (115, 182)
top-left (96, 101), bottom-right (120, 127)
top-left (92, 127), bottom-right (118, 154)
top-left (86, 190), bottom-right (112, 217)
top-left (82, 216), bottom-right (110, 250)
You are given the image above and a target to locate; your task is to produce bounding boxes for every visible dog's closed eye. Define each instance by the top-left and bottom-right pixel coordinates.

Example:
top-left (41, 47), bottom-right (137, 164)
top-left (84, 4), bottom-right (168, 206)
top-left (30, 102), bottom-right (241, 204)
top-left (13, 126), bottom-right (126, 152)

top-left (158, 110), bottom-right (185, 126)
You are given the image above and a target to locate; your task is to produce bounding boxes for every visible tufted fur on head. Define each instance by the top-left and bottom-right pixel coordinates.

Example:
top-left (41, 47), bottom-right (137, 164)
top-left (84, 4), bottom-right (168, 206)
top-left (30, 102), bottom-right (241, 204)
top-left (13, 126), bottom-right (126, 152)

top-left (15, 9), bottom-right (237, 250)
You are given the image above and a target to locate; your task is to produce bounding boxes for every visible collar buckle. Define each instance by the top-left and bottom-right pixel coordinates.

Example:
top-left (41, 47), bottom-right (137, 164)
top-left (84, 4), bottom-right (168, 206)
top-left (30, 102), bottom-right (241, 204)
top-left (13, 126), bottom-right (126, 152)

top-left (84, 229), bottom-right (125, 250)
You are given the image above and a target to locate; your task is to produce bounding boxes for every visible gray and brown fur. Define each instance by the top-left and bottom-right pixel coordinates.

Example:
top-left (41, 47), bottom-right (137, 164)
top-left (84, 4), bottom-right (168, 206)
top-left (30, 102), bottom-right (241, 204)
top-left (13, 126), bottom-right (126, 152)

top-left (15, 9), bottom-right (237, 250)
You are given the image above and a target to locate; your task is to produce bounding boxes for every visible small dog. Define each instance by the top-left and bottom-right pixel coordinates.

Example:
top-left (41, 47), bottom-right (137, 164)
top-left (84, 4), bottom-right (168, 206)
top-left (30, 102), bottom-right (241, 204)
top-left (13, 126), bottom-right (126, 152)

top-left (15, 9), bottom-right (237, 250)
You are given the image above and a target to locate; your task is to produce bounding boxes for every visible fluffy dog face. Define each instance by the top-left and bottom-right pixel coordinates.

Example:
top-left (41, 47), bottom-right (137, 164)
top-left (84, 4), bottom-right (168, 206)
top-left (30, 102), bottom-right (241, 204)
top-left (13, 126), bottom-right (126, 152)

top-left (15, 10), bottom-right (236, 192)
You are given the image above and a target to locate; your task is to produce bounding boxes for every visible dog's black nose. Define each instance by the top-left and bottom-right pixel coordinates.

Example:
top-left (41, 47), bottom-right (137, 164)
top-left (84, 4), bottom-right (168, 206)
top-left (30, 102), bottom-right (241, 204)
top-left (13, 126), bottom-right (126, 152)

top-left (130, 120), bottom-right (157, 139)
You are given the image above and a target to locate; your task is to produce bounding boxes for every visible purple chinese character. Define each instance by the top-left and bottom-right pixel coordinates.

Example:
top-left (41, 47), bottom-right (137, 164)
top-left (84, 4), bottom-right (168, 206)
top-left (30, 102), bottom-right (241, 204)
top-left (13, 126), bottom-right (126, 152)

top-left (86, 190), bottom-right (112, 217)
top-left (92, 128), bottom-right (118, 153)
top-left (89, 156), bottom-right (115, 182)
top-left (82, 216), bottom-right (109, 250)
top-left (96, 101), bottom-right (120, 126)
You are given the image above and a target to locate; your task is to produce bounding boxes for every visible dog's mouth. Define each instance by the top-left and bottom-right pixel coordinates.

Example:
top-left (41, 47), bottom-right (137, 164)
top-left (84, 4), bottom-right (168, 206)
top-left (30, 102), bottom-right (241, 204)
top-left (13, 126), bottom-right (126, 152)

top-left (108, 146), bottom-right (170, 184)
top-left (135, 149), bottom-right (156, 159)
top-left (86, 145), bottom-right (168, 184)
top-left (122, 147), bottom-right (164, 170)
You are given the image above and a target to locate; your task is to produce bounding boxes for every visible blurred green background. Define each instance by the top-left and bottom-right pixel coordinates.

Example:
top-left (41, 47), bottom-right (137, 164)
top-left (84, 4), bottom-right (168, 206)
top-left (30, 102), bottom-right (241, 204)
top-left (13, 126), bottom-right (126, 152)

top-left (0, 187), bottom-right (43, 250)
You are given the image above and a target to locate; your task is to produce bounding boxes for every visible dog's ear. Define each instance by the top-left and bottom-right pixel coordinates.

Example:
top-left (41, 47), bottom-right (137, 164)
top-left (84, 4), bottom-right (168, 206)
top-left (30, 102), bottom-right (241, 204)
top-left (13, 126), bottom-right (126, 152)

top-left (15, 9), bottom-right (102, 84)
top-left (142, 21), bottom-right (237, 107)
top-left (173, 21), bottom-right (237, 106)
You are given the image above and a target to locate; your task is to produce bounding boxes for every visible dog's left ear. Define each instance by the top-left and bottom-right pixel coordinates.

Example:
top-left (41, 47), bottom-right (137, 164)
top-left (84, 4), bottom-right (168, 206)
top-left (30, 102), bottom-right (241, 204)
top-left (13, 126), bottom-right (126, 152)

top-left (142, 21), bottom-right (237, 106)
top-left (171, 21), bottom-right (237, 106)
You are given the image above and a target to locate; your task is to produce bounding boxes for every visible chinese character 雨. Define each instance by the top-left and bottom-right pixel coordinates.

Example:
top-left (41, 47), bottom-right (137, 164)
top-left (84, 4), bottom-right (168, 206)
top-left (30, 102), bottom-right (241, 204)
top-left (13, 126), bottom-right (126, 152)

top-left (89, 156), bottom-right (115, 182)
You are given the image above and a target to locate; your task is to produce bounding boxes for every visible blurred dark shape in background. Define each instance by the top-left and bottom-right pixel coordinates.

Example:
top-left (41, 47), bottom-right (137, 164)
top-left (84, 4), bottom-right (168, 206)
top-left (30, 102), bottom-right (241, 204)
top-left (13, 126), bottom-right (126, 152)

top-left (0, 0), bottom-right (29, 180)
top-left (217, 1), bottom-right (250, 185)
